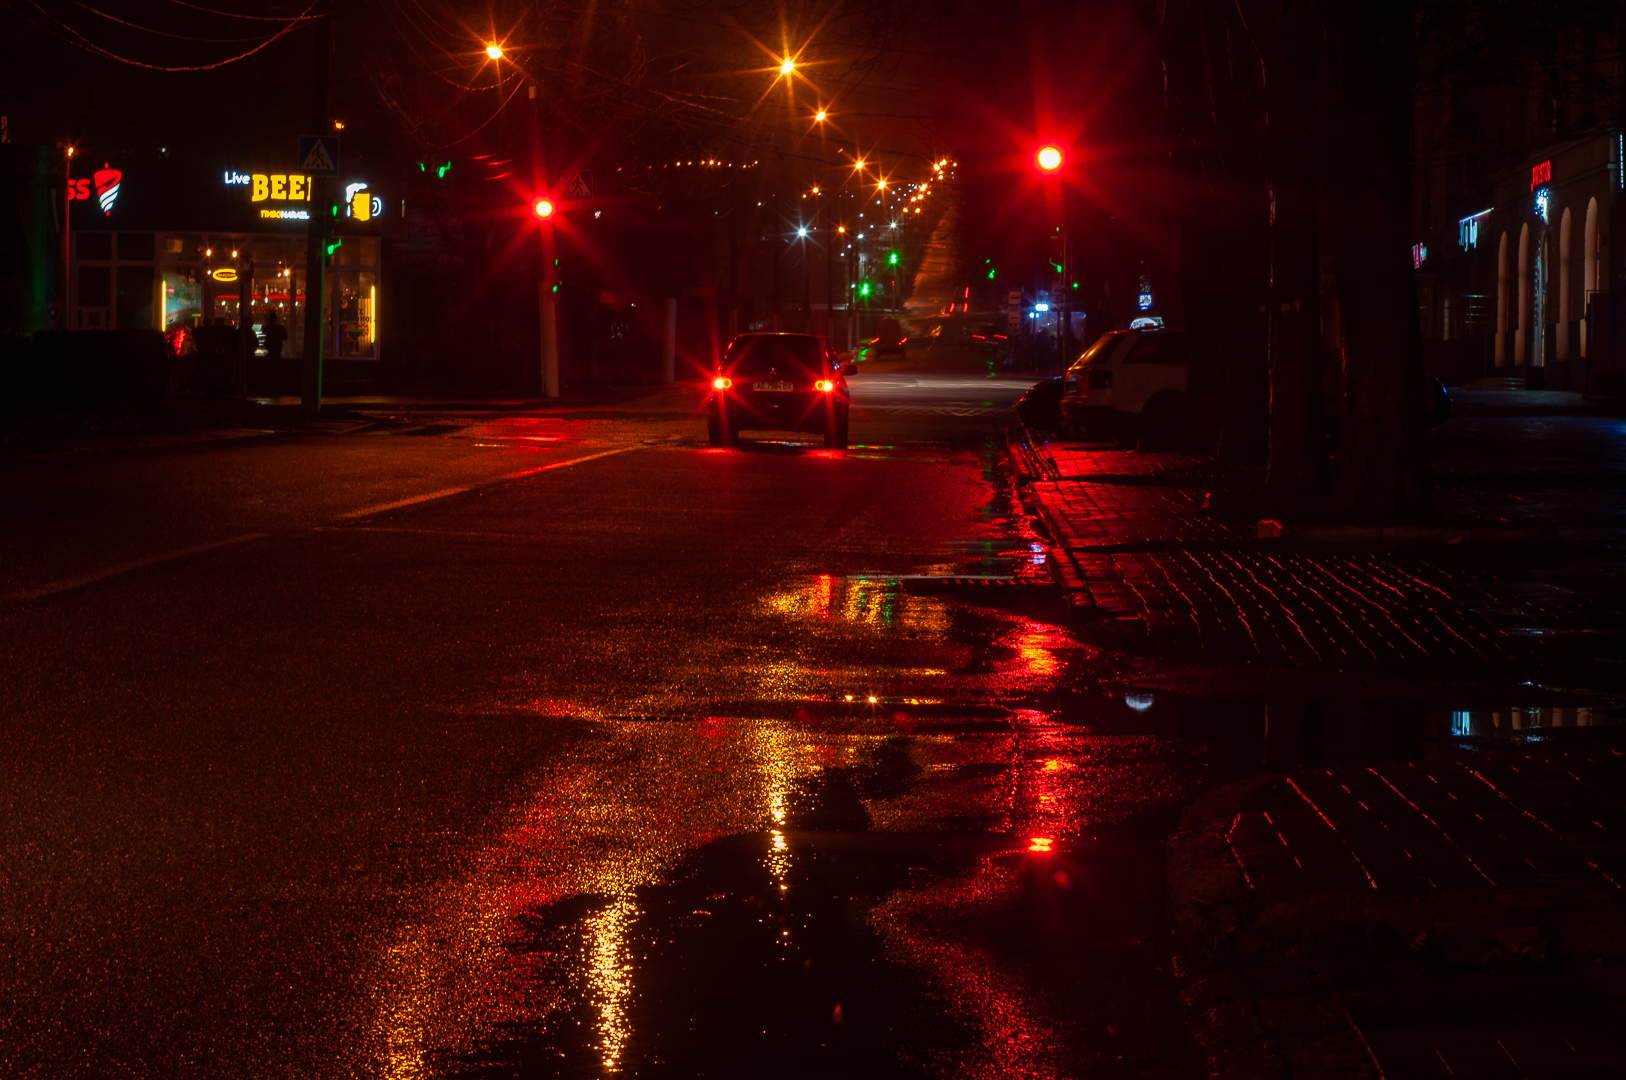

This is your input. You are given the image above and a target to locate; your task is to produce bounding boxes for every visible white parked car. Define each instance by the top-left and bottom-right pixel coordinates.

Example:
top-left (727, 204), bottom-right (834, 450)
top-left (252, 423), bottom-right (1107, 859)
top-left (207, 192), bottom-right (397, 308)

top-left (1058, 328), bottom-right (1188, 446)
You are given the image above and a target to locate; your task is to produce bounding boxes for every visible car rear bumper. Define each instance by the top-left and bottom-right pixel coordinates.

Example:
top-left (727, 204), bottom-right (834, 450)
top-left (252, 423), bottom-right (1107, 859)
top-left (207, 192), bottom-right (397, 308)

top-left (710, 391), bottom-right (847, 432)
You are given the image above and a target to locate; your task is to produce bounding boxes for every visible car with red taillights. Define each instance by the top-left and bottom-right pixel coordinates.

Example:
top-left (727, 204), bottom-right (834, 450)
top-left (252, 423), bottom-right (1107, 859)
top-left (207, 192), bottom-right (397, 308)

top-left (708, 333), bottom-right (856, 449)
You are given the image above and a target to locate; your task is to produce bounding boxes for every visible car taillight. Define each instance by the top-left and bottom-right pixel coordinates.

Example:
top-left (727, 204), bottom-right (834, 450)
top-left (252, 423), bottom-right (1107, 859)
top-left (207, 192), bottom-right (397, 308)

top-left (815, 379), bottom-right (834, 392)
top-left (713, 376), bottom-right (733, 390)
top-left (1088, 369), bottom-right (1112, 389)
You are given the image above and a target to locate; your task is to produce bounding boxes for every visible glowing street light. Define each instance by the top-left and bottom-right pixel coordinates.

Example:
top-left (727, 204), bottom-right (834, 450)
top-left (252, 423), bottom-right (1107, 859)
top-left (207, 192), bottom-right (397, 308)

top-left (534, 199), bottom-right (554, 217)
top-left (779, 58), bottom-right (795, 76)
top-left (486, 43), bottom-right (504, 60)
top-left (796, 226), bottom-right (808, 238)
top-left (1037, 145), bottom-right (1063, 171)
top-left (814, 109), bottom-right (827, 122)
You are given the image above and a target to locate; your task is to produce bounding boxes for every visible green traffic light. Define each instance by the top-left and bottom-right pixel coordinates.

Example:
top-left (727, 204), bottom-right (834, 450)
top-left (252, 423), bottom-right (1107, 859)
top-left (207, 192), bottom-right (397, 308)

top-left (888, 251), bottom-right (898, 266)
top-left (437, 163), bottom-right (451, 178)
top-left (988, 269), bottom-right (996, 279)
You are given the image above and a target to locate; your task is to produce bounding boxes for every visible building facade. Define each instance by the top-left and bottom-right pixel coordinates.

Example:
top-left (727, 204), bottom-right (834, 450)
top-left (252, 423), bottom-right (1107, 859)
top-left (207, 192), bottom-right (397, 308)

top-left (65, 149), bottom-right (395, 386)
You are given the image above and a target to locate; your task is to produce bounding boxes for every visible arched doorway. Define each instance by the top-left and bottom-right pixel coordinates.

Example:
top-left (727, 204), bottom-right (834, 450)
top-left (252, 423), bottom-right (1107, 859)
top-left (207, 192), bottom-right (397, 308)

top-left (1583, 197), bottom-right (1599, 357)
top-left (1558, 206), bottom-right (1572, 361)
top-left (1496, 231), bottom-right (1509, 367)
top-left (1516, 223), bottom-right (1530, 366)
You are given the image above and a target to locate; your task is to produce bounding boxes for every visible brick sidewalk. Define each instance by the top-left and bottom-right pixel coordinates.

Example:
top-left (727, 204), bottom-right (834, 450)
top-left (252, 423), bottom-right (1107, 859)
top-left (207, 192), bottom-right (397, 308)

top-left (1170, 737), bottom-right (1626, 1079)
top-left (1016, 430), bottom-right (1626, 679)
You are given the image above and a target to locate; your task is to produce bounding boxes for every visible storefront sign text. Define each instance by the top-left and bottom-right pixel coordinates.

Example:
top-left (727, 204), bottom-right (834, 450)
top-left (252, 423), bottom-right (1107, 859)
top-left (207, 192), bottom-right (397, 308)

top-left (250, 174), bottom-right (313, 202)
top-left (67, 167), bottom-right (122, 215)
top-left (1530, 160), bottom-right (1551, 190)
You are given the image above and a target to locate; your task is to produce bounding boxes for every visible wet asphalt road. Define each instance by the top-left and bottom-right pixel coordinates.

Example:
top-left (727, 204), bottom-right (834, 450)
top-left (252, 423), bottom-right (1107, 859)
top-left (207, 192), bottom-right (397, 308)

top-left (0, 376), bottom-right (1222, 1079)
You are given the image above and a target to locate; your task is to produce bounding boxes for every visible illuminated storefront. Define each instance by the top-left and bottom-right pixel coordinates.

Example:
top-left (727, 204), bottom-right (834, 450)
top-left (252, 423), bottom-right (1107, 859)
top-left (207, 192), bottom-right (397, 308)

top-left (66, 153), bottom-right (394, 363)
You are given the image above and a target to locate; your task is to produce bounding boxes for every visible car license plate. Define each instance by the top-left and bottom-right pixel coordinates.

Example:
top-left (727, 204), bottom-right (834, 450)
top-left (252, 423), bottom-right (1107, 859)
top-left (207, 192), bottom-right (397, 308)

top-left (754, 381), bottom-right (793, 392)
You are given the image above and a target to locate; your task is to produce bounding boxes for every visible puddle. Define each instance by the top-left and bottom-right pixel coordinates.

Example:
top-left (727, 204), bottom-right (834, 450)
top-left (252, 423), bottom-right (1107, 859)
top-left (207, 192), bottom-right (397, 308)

top-left (1431, 705), bottom-right (1622, 739)
top-left (441, 740), bottom-right (1185, 1080)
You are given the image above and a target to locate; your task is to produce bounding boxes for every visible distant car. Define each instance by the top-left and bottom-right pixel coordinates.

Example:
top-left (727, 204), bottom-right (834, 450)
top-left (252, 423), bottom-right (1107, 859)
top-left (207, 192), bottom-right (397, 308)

top-left (708, 332), bottom-right (855, 449)
top-left (1059, 328), bottom-right (1188, 447)
top-left (864, 316), bottom-right (907, 360)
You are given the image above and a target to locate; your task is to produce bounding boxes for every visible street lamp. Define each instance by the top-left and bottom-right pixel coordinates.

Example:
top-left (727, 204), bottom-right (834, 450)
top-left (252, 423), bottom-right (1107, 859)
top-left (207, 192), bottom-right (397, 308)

top-left (779, 58), bottom-right (795, 76)
top-left (534, 199), bottom-right (554, 217)
top-left (1037, 145), bottom-right (1063, 171)
top-left (486, 44), bottom-right (504, 60)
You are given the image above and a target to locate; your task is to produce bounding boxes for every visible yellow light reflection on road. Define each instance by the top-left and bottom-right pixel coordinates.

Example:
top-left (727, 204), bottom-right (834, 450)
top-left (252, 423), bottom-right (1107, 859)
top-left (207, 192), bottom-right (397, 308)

top-left (585, 895), bottom-right (638, 1070)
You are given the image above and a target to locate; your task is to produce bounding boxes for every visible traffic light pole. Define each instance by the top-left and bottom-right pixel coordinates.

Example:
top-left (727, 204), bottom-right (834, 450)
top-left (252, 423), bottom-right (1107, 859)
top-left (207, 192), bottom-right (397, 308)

top-left (531, 85), bottom-right (560, 398)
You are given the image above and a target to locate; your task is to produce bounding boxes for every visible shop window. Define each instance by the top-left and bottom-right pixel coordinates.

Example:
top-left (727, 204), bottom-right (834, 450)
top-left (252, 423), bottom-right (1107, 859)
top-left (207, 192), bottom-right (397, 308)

top-left (78, 266), bottom-right (111, 308)
top-left (163, 234), bottom-right (203, 260)
top-left (162, 269), bottom-right (200, 329)
top-left (335, 236), bottom-right (378, 267)
top-left (77, 232), bottom-right (112, 260)
top-left (333, 271), bottom-right (377, 356)
top-left (116, 265), bottom-right (156, 330)
top-left (118, 232), bottom-right (155, 262)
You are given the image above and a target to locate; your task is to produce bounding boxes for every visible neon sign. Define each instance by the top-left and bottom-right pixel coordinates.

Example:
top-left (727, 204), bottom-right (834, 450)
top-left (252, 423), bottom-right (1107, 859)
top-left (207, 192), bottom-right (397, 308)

top-left (1530, 160), bottom-right (1550, 191)
top-left (211, 268), bottom-right (238, 282)
top-left (67, 166), bottom-right (122, 216)
top-left (223, 171), bottom-right (251, 185)
top-left (1458, 208), bottom-right (1491, 251)
top-left (1534, 188), bottom-right (1550, 223)
top-left (249, 174), bottom-right (313, 202)
top-left (1412, 243), bottom-right (1428, 268)
top-left (344, 181), bottom-right (383, 221)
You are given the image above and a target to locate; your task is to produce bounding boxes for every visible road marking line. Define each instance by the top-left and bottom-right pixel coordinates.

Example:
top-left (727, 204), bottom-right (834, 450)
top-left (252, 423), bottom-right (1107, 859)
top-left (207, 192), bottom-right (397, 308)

top-left (8, 445), bottom-right (640, 599)
top-left (338, 486), bottom-right (471, 519)
top-left (503, 445), bottom-right (635, 479)
top-left (6, 533), bottom-right (268, 600)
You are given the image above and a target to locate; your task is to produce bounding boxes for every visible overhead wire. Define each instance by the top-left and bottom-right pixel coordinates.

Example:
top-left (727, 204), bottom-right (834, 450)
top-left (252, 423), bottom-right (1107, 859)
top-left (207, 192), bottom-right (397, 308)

top-left (70, 0), bottom-right (280, 42)
top-left (21, 0), bottom-right (319, 71)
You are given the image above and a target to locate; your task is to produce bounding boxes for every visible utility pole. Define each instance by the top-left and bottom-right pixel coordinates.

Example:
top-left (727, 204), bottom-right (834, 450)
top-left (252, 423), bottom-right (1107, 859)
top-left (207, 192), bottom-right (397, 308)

top-left (300, 1), bottom-right (333, 413)
top-left (771, 189), bottom-right (781, 330)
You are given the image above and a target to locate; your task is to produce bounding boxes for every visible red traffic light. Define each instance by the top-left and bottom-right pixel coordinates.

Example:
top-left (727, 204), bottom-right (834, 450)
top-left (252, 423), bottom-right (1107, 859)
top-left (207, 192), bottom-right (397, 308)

top-left (1036, 146), bottom-right (1063, 171)
top-left (534, 199), bottom-right (555, 217)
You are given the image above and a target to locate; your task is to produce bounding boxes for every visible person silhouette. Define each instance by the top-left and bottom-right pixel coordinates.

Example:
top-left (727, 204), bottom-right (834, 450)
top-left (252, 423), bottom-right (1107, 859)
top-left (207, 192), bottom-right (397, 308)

top-left (262, 309), bottom-right (288, 362)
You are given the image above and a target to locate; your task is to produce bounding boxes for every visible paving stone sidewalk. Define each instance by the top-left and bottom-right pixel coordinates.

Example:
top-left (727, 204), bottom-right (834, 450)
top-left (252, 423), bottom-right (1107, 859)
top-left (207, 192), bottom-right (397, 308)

top-left (1015, 426), bottom-right (1626, 679)
top-left (1170, 734), bottom-right (1626, 1079)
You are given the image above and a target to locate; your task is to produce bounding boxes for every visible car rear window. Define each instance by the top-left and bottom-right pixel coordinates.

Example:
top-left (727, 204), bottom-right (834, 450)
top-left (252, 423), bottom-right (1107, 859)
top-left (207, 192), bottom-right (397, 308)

top-left (726, 336), bottom-right (823, 375)
top-left (1072, 332), bottom-right (1125, 368)
top-left (1125, 333), bottom-right (1188, 364)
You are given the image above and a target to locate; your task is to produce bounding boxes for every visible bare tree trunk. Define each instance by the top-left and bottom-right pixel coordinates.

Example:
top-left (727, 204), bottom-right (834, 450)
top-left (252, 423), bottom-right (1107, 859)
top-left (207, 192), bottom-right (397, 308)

top-left (1328, 0), bottom-right (1430, 521)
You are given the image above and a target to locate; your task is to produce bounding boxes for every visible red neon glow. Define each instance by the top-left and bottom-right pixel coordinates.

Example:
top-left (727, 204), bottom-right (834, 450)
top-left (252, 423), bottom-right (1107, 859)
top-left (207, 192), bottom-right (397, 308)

top-left (712, 376), bottom-right (732, 390)
top-left (1027, 837), bottom-right (1053, 853)
top-left (815, 379), bottom-right (834, 392)
top-left (1530, 160), bottom-right (1551, 191)
top-left (93, 168), bottom-right (121, 215)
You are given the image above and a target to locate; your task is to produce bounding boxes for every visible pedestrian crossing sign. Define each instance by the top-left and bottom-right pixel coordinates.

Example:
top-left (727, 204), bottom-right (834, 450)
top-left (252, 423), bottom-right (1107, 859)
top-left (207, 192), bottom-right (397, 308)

top-left (298, 136), bottom-right (340, 176)
top-left (562, 170), bottom-right (593, 199)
